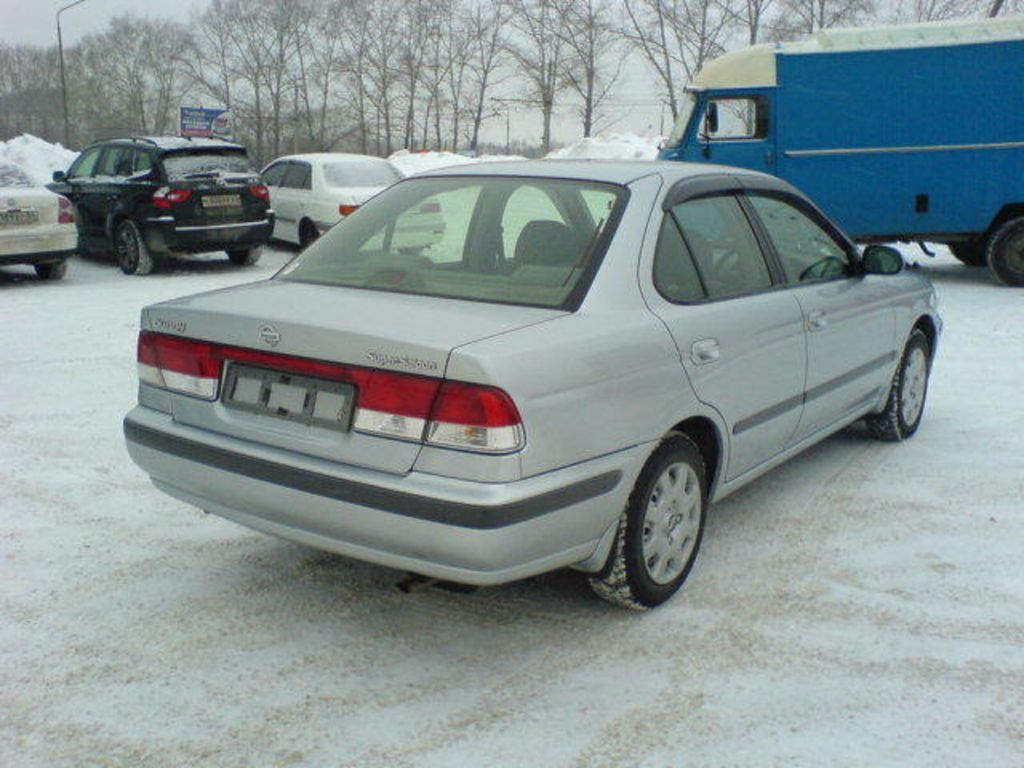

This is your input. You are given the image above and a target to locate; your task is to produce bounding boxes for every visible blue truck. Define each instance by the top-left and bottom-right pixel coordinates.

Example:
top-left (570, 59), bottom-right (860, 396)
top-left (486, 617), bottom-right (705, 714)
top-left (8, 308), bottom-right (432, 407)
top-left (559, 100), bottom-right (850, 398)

top-left (657, 17), bottom-right (1024, 286)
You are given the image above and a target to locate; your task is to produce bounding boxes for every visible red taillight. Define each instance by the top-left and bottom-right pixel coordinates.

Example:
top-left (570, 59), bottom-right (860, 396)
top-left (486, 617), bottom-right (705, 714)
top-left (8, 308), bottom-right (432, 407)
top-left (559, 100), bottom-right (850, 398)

top-left (250, 184), bottom-right (270, 202)
top-left (418, 202), bottom-right (441, 214)
top-left (137, 331), bottom-right (222, 399)
top-left (339, 204), bottom-right (360, 216)
top-left (425, 381), bottom-right (523, 452)
top-left (57, 195), bottom-right (74, 224)
top-left (152, 187), bottom-right (193, 210)
top-left (135, 332), bottom-right (524, 452)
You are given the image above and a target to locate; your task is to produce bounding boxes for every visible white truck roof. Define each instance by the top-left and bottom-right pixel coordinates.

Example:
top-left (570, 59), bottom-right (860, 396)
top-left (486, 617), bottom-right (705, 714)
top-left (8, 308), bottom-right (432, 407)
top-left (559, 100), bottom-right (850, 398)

top-left (691, 15), bottom-right (1024, 89)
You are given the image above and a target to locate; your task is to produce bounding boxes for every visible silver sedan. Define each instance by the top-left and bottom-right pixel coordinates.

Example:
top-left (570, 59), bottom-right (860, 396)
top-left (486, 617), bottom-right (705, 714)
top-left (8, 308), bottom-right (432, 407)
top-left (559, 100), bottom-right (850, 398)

top-left (124, 160), bottom-right (940, 608)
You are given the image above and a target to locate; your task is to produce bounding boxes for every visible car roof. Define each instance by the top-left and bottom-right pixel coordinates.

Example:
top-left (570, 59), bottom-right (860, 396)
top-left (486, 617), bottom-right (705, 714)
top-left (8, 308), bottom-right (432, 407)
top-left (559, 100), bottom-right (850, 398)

top-left (269, 152), bottom-right (394, 165)
top-left (412, 159), bottom-right (771, 186)
top-left (87, 136), bottom-right (246, 152)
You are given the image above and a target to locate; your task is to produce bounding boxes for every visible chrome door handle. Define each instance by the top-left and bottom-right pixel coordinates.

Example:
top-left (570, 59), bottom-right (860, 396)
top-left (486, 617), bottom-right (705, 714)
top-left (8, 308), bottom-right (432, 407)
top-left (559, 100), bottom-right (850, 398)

top-left (807, 311), bottom-right (828, 331)
top-left (691, 338), bottom-right (720, 365)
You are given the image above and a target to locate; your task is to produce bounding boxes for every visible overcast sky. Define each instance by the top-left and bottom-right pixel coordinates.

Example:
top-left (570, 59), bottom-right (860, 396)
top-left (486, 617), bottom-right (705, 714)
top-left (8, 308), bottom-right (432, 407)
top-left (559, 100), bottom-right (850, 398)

top-left (0, 0), bottom-right (670, 145)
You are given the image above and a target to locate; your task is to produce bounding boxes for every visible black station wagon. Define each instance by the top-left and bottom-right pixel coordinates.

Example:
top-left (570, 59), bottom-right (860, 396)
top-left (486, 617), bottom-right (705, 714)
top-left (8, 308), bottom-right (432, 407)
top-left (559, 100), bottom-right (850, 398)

top-left (49, 137), bottom-right (274, 275)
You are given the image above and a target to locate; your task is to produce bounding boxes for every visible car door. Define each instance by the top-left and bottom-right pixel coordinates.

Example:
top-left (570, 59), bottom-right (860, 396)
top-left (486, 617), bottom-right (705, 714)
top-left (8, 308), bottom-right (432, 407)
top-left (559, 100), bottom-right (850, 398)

top-left (88, 145), bottom-right (131, 246)
top-left (645, 189), bottom-right (808, 481)
top-left (281, 160), bottom-right (312, 243)
top-left (260, 161), bottom-right (290, 241)
top-left (61, 147), bottom-right (104, 243)
top-left (744, 192), bottom-right (896, 442)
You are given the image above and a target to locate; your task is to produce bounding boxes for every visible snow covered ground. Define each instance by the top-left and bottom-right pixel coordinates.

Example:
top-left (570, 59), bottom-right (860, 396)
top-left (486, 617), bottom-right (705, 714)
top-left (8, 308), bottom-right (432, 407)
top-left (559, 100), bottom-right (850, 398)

top-left (2, 244), bottom-right (1022, 767)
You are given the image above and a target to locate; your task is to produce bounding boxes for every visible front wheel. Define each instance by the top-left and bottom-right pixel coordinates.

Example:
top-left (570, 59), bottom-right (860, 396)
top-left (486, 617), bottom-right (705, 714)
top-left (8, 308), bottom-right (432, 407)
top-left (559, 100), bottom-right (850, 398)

top-left (34, 261), bottom-right (67, 280)
top-left (116, 220), bottom-right (156, 275)
top-left (865, 329), bottom-right (931, 442)
top-left (227, 245), bottom-right (262, 266)
top-left (987, 218), bottom-right (1024, 287)
top-left (590, 434), bottom-right (707, 609)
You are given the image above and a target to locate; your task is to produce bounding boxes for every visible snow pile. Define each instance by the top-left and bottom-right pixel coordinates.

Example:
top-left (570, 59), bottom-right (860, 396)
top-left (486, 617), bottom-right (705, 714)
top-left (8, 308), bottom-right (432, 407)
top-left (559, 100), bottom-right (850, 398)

top-left (546, 133), bottom-right (665, 161)
top-left (388, 149), bottom-right (526, 177)
top-left (0, 134), bottom-right (78, 187)
top-left (388, 150), bottom-right (480, 176)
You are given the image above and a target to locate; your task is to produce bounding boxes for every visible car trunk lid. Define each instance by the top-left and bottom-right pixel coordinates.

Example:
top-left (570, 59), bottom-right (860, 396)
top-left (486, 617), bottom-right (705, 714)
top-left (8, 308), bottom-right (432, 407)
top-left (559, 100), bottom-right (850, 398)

top-left (142, 280), bottom-right (563, 474)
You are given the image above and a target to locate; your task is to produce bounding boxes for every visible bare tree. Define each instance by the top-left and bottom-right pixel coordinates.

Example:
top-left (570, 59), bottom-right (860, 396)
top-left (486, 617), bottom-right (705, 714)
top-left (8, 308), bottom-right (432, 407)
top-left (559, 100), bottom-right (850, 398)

top-left (465, 0), bottom-right (509, 151)
top-left (507, 0), bottom-right (566, 153)
top-left (622, 0), bottom-right (736, 120)
top-left (771, 0), bottom-right (874, 37)
top-left (553, 0), bottom-right (625, 137)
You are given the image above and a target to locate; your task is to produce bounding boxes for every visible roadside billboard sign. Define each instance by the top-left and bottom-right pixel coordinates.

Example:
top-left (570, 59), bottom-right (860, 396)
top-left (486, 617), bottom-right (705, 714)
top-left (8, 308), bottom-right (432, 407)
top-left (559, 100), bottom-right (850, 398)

top-left (179, 107), bottom-right (233, 140)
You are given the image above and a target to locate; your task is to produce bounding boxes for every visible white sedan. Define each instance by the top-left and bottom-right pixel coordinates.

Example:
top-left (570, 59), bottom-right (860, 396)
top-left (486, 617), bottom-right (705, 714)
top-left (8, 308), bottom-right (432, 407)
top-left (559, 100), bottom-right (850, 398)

top-left (0, 164), bottom-right (76, 280)
top-left (261, 153), bottom-right (402, 247)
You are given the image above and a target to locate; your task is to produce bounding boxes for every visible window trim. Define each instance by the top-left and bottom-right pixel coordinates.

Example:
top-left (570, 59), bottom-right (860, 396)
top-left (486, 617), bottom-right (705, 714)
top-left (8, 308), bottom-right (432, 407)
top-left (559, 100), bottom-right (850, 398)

top-left (654, 191), bottom-right (783, 306)
top-left (701, 96), bottom-right (771, 143)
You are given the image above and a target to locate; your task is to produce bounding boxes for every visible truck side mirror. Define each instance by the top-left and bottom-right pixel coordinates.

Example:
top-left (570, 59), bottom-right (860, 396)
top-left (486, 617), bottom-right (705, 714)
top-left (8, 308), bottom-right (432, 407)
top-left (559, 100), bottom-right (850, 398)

top-left (52, 170), bottom-right (67, 183)
top-left (704, 103), bottom-right (719, 136)
top-left (862, 245), bottom-right (904, 275)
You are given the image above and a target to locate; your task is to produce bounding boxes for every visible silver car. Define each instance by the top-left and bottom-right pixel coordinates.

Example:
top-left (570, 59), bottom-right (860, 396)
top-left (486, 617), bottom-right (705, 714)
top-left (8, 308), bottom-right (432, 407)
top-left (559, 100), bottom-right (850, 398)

top-left (124, 161), bottom-right (940, 608)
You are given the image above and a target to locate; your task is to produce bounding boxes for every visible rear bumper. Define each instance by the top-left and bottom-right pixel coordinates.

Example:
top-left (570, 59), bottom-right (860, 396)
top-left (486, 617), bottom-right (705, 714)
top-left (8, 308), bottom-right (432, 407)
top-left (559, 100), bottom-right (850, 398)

top-left (0, 246), bottom-right (75, 266)
top-left (123, 406), bottom-right (646, 585)
top-left (141, 215), bottom-right (274, 254)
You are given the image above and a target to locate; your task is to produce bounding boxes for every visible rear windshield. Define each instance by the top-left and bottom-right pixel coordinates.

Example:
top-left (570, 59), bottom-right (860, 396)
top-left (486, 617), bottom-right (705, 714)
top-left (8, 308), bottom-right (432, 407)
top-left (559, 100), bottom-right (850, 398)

top-left (161, 150), bottom-right (252, 179)
top-left (323, 159), bottom-right (401, 188)
top-left (278, 175), bottom-right (627, 309)
top-left (0, 164), bottom-right (33, 188)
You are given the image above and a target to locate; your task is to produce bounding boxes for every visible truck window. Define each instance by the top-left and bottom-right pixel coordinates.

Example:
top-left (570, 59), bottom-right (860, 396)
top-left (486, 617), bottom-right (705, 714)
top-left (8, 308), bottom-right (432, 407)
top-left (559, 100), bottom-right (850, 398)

top-left (703, 97), bottom-right (768, 141)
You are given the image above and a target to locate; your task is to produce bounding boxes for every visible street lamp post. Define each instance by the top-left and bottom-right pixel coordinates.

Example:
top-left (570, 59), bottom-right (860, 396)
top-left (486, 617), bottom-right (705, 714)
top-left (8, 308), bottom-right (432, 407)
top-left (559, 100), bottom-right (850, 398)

top-left (57, 0), bottom-right (89, 148)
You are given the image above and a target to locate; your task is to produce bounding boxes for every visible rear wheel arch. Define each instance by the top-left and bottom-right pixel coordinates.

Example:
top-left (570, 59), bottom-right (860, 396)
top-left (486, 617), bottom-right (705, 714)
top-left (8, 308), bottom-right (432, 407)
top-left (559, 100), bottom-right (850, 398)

top-left (987, 204), bottom-right (1024, 236)
top-left (669, 416), bottom-right (722, 496)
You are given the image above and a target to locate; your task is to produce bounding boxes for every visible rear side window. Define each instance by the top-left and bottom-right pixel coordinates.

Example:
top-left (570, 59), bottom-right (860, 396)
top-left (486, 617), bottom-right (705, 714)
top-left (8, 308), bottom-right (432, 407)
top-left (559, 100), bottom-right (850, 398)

top-left (132, 151), bottom-right (153, 176)
top-left (670, 195), bottom-right (772, 300)
top-left (95, 147), bottom-right (131, 178)
top-left (161, 151), bottom-right (252, 180)
top-left (653, 216), bottom-right (705, 302)
top-left (279, 176), bottom-right (627, 310)
top-left (747, 194), bottom-right (852, 283)
top-left (283, 162), bottom-right (312, 190)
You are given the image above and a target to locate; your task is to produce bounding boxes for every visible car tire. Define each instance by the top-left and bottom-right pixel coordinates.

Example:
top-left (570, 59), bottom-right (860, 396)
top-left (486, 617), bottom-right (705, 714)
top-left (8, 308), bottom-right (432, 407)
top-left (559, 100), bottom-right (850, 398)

top-left (589, 434), bottom-right (707, 609)
top-left (299, 220), bottom-right (319, 248)
top-left (949, 240), bottom-right (987, 267)
top-left (34, 261), bottom-right (67, 280)
top-left (227, 245), bottom-right (262, 266)
top-left (115, 220), bottom-right (156, 275)
top-left (865, 328), bottom-right (931, 442)
top-left (986, 217), bottom-right (1024, 287)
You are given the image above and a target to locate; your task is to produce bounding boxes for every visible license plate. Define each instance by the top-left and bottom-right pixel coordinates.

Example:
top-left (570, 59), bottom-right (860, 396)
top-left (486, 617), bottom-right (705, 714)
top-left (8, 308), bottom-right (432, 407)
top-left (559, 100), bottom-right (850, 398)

top-left (0, 209), bottom-right (39, 226)
top-left (222, 364), bottom-right (355, 431)
top-left (201, 194), bottom-right (241, 209)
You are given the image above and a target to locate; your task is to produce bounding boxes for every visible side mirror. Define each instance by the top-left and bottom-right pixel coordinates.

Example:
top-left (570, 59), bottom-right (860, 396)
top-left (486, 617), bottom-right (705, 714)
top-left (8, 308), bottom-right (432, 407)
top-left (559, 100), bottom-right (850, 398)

top-left (704, 102), bottom-right (719, 135)
top-left (862, 245), bottom-right (904, 275)
top-left (52, 170), bottom-right (67, 182)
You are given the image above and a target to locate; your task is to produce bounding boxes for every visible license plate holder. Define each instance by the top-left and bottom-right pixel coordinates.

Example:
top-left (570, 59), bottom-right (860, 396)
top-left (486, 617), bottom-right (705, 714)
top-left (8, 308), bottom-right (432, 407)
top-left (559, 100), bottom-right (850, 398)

top-left (222, 364), bottom-right (355, 431)
top-left (0, 209), bottom-right (39, 226)
top-left (201, 194), bottom-right (241, 209)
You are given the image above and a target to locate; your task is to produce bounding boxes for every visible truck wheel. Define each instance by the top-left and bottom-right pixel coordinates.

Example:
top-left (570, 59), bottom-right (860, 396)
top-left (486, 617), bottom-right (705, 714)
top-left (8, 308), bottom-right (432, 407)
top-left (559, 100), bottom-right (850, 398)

top-left (987, 218), bottom-right (1024, 287)
top-left (589, 434), bottom-right (706, 609)
top-left (115, 220), bottom-right (156, 275)
top-left (34, 261), bottom-right (67, 280)
top-left (949, 240), bottom-right (986, 267)
top-left (865, 329), bottom-right (931, 442)
top-left (227, 245), bottom-right (262, 266)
